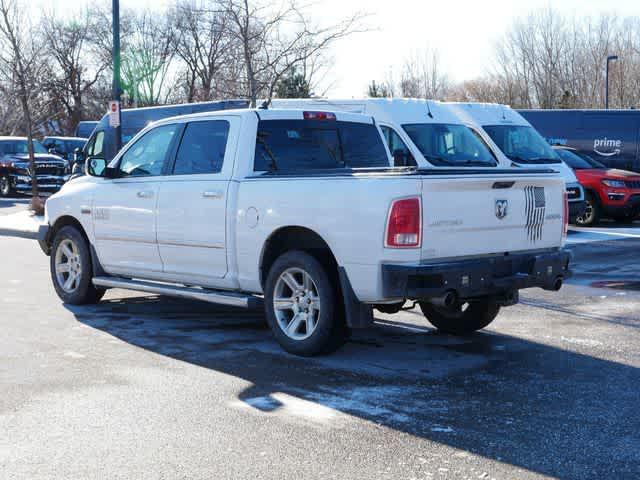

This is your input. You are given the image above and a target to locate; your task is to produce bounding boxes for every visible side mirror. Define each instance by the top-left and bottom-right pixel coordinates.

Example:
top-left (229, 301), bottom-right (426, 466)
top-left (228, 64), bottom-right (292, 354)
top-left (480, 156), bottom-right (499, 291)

top-left (86, 157), bottom-right (107, 177)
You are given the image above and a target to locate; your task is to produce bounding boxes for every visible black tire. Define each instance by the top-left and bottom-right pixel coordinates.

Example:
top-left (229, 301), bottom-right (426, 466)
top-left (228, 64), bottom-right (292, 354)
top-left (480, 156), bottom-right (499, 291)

top-left (0, 175), bottom-right (12, 197)
top-left (264, 250), bottom-right (347, 356)
top-left (50, 226), bottom-right (106, 305)
top-left (419, 299), bottom-right (501, 335)
top-left (575, 193), bottom-right (600, 227)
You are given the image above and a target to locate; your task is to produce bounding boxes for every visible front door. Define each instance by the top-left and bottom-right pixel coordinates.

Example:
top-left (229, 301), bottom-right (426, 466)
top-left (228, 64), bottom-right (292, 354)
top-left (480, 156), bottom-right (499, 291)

top-left (156, 117), bottom-right (238, 282)
top-left (92, 124), bottom-right (181, 276)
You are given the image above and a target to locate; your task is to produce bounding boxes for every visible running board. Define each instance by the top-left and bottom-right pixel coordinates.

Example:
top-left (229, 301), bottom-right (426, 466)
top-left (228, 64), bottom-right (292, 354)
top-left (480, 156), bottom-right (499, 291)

top-left (92, 276), bottom-right (262, 309)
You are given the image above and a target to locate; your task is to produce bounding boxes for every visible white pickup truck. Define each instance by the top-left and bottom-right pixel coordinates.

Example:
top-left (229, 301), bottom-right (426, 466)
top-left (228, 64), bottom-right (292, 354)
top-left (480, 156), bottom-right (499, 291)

top-left (39, 108), bottom-right (571, 356)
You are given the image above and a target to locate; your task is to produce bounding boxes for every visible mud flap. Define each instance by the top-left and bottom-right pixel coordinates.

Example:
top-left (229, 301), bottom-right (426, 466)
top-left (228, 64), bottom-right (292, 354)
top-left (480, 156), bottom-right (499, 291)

top-left (338, 267), bottom-right (373, 329)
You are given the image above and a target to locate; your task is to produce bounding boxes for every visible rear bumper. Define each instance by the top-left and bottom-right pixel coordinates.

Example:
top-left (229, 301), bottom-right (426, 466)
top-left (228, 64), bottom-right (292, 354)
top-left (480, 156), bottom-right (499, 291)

top-left (381, 249), bottom-right (572, 300)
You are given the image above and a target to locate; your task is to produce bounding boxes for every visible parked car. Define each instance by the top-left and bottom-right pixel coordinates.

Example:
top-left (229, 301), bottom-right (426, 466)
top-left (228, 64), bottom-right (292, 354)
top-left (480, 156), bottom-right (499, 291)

top-left (39, 108), bottom-right (570, 356)
top-left (443, 103), bottom-right (587, 224)
top-left (0, 137), bottom-right (69, 197)
top-left (76, 100), bottom-right (249, 169)
top-left (74, 121), bottom-right (98, 139)
top-left (553, 146), bottom-right (640, 225)
top-left (518, 109), bottom-right (640, 172)
top-left (42, 136), bottom-right (87, 162)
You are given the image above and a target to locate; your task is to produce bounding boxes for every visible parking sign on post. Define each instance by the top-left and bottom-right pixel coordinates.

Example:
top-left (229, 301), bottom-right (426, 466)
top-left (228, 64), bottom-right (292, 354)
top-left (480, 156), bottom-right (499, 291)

top-left (108, 100), bottom-right (120, 128)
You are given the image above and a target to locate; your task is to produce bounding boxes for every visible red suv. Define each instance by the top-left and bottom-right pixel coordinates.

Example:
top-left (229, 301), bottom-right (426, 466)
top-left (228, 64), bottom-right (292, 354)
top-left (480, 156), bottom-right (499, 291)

top-left (554, 146), bottom-right (640, 226)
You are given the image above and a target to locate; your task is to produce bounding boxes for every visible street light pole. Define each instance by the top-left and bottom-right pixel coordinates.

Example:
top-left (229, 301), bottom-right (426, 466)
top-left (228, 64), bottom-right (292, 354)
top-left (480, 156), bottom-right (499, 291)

top-left (112, 0), bottom-right (122, 152)
top-left (605, 55), bottom-right (618, 110)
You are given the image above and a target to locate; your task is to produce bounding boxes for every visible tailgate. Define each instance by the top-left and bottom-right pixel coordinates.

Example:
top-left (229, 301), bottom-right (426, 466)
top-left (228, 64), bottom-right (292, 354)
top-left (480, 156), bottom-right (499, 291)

top-left (420, 173), bottom-right (565, 261)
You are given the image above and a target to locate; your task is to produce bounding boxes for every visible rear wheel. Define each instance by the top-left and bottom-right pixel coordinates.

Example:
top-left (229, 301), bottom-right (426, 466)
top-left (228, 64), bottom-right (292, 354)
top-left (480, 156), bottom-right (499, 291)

top-left (0, 175), bottom-right (12, 197)
top-left (264, 250), bottom-right (347, 356)
top-left (575, 193), bottom-right (600, 226)
top-left (419, 299), bottom-right (500, 335)
top-left (50, 226), bottom-right (105, 305)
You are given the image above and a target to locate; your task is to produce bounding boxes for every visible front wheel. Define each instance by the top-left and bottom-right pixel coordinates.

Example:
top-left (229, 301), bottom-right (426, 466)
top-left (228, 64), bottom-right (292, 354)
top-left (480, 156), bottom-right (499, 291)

top-left (264, 250), bottom-right (347, 356)
top-left (419, 299), bottom-right (500, 335)
top-left (0, 175), bottom-right (12, 197)
top-left (50, 226), bottom-right (105, 305)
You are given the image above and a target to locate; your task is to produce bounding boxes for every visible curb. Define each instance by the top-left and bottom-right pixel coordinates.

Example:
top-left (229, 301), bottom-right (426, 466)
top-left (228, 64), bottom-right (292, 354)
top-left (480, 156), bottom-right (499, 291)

top-left (0, 227), bottom-right (40, 240)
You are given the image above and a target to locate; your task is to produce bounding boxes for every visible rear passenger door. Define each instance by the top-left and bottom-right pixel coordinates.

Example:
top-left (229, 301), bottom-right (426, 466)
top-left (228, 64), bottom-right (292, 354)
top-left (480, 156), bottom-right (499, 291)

top-left (156, 117), bottom-right (239, 282)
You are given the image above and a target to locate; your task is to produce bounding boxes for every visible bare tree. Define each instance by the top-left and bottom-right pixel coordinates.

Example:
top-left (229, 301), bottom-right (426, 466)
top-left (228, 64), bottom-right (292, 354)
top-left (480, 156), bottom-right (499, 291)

top-left (42, 8), bottom-right (110, 135)
top-left (121, 10), bottom-right (176, 107)
top-left (367, 79), bottom-right (393, 98)
top-left (485, 8), bottom-right (640, 109)
top-left (222, 0), bottom-right (367, 107)
top-left (398, 49), bottom-right (449, 99)
top-left (0, 0), bottom-right (45, 205)
top-left (171, 0), bottom-right (233, 102)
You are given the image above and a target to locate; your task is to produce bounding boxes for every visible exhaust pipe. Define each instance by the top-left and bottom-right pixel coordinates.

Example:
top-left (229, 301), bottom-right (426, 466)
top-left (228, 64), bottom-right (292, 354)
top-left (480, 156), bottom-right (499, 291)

top-left (431, 290), bottom-right (458, 309)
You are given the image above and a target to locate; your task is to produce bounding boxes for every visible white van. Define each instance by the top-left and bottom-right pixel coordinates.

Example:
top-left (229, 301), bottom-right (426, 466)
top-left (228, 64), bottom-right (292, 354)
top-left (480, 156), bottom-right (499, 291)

top-left (270, 98), bottom-right (509, 169)
top-left (444, 103), bottom-right (586, 222)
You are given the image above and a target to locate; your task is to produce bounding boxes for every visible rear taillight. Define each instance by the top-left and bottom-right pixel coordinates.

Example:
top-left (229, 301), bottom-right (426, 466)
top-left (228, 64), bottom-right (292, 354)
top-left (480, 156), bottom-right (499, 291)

top-left (385, 197), bottom-right (422, 248)
top-left (562, 191), bottom-right (569, 240)
top-left (303, 111), bottom-right (336, 121)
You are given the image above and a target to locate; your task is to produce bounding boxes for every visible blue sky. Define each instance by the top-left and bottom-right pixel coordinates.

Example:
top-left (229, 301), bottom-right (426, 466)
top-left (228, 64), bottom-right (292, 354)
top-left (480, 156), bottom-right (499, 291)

top-left (36, 0), bottom-right (640, 96)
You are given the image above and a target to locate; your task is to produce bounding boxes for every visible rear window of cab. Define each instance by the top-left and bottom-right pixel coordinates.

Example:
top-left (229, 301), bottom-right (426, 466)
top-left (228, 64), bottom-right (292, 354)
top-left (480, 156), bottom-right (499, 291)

top-left (253, 119), bottom-right (390, 172)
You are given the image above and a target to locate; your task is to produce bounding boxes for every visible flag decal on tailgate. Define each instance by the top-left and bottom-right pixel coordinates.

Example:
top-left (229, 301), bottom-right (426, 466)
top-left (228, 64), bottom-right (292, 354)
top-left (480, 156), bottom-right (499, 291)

top-left (525, 186), bottom-right (546, 242)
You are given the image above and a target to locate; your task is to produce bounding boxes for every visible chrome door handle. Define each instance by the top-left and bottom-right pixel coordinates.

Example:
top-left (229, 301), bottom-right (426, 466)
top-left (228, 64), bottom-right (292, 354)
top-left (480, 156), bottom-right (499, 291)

top-left (203, 191), bottom-right (223, 199)
top-left (137, 190), bottom-right (154, 198)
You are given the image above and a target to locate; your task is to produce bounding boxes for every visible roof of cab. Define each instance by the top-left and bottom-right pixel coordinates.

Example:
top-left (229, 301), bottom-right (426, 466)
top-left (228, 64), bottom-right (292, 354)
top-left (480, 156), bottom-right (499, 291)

top-left (153, 107), bottom-right (376, 126)
top-left (270, 98), bottom-right (464, 125)
top-left (444, 102), bottom-right (530, 127)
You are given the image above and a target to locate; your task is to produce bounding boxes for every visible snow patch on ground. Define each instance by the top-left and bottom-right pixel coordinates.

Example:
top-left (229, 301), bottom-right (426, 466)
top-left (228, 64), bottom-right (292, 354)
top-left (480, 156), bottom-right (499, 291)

top-left (0, 211), bottom-right (44, 238)
top-left (63, 351), bottom-right (86, 359)
top-left (233, 392), bottom-right (339, 423)
top-left (560, 336), bottom-right (603, 347)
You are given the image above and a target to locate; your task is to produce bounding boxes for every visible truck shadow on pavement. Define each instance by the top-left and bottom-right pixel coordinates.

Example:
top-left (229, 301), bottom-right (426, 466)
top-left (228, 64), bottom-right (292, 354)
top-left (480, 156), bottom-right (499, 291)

top-left (68, 295), bottom-right (640, 480)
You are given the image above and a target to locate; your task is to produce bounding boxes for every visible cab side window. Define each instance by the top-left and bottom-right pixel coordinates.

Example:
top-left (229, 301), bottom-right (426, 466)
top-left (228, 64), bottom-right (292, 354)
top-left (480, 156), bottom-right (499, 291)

top-left (172, 120), bottom-right (230, 175)
top-left (380, 126), bottom-right (416, 166)
top-left (118, 124), bottom-right (179, 177)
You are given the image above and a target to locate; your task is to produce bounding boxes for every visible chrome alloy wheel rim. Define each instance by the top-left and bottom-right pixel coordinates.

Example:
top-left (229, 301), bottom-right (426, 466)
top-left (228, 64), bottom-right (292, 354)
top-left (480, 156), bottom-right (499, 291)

top-left (55, 239), bottom-right (82, 293)
top-left (0, 177), bottom-right (9, 196)
top-left (576, 201), bottom-right (594, 225)
top-left (273, 268), bottom-right (321, 341)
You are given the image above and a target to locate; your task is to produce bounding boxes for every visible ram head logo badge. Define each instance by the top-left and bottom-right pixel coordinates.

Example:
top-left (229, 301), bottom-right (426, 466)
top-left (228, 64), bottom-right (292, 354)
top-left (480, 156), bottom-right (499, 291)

top-left (495, 199), bottom-right (508, 220)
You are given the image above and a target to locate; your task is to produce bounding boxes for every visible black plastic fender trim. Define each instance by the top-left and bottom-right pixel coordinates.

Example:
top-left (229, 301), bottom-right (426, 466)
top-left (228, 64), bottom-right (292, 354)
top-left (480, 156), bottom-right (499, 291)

top-left (338, 267), bottom-right (373, 329)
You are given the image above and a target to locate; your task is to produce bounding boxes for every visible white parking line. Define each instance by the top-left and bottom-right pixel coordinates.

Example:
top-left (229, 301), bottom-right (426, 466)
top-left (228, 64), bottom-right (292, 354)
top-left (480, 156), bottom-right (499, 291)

top-left (567, 226), bottom-right (640, 244)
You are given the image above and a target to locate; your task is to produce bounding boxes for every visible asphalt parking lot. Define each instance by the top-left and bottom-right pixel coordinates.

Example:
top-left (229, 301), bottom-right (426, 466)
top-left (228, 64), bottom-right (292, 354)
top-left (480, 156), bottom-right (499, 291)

top-left (1, 197), bottom-right (640, 479)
